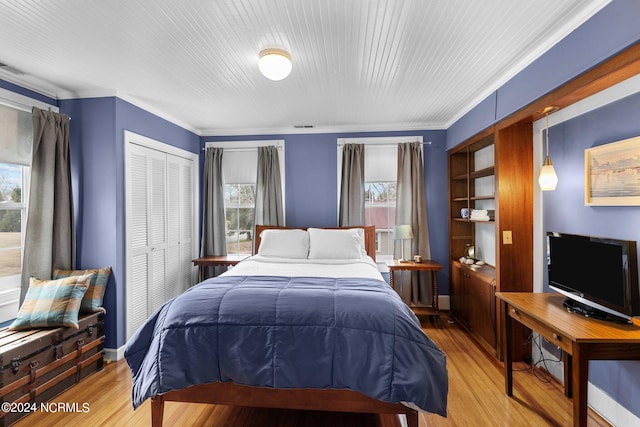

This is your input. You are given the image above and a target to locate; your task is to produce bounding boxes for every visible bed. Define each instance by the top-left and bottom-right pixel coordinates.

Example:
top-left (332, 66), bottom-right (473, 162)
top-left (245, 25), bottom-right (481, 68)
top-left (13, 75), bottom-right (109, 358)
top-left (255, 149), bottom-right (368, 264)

top-left (124, 225), bottom-right (448, 426)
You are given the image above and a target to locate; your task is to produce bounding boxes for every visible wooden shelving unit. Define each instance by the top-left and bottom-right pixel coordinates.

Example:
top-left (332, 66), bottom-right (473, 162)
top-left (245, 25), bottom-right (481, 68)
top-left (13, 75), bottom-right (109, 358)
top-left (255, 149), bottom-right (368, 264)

top-left (448, 132), bottom-right (495, 261)
top-left (448, 123), bottom-right (533, 361)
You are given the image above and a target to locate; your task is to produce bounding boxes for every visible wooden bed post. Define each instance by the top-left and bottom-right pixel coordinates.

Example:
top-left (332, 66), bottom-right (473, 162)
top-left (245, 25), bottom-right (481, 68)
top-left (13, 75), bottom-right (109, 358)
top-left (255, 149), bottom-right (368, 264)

top-left (151, 395), bottom-right (165, 427)
top-left (405, 408), bottom-right (419, 427)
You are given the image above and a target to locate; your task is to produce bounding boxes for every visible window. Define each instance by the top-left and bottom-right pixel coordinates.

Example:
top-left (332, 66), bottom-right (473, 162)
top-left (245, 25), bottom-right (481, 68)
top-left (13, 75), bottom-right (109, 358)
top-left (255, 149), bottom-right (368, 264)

top-left (337, 136), bottom-right (422, 261)
top-left (0, 163), bottom-right (26, 283)
top-left (363, 144), bottom-right (398, 260)
top-left (206, 140), bottom-right (285, 255)
top-left (0, 101), bottom-right (33, 321)
top-left (364, 182), bottom-right (396, 257)
top-left (224, 183), bottom-right (255, 254)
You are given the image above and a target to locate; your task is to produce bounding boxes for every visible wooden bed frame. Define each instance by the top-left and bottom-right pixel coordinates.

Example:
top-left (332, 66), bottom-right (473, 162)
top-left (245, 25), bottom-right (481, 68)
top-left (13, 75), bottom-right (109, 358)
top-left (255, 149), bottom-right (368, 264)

top-left (150, 225), bottom-right (420, 427)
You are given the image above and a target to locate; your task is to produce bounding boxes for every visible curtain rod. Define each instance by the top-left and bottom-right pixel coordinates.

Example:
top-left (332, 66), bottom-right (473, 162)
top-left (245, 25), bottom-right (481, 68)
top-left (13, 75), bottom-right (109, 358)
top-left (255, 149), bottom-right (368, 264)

top-left (337, 141), bottom-right (431, 148)
top-left (50, 107), bottom-right (71, 120)
top-left (0, 100), bottom-right (68, 119)
top-left (202, 145), bottom-right (284, 152)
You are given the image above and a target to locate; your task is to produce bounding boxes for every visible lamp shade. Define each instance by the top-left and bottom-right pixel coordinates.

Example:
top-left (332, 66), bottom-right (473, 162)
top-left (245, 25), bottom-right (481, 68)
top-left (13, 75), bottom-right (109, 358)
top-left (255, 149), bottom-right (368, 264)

top-left (258, 48), bottom-right (292, 81)
top-left (393, 224), bottom-right (413, 240)
top-left (538, 156), bottom-right (558, 191)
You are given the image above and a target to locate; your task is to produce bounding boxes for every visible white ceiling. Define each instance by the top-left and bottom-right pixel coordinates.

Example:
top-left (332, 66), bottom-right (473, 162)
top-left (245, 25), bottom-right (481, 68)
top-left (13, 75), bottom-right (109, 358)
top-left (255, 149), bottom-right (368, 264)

top-left (0, 0), bottom-right (610, 135)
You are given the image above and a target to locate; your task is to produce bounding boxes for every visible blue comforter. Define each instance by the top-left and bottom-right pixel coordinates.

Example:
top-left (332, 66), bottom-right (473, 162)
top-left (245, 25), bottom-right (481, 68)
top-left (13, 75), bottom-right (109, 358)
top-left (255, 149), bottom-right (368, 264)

top-left (125, 275), bottom-right (448, 416)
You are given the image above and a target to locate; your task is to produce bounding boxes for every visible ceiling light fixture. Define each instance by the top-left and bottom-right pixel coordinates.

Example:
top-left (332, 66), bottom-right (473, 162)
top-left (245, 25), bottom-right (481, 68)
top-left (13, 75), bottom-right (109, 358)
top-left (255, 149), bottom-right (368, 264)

top-left (258, 48), bottom-right (292, 81)
top-left (538, 106), bottom-right (559, 191)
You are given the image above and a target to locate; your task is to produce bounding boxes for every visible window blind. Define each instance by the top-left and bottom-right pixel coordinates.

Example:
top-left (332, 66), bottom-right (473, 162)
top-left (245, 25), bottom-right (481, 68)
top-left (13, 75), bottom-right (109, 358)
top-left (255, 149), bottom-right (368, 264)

top-left (205, 140), bottom-right (284, 185)
top-left (338, 136), bottom-right (422, 184)
top-left (364, 144), bottom-right (397, 182)
top-left (0, 104), bottom-right (32, 166)
top-left (222, 149), bottom-right (259, 184)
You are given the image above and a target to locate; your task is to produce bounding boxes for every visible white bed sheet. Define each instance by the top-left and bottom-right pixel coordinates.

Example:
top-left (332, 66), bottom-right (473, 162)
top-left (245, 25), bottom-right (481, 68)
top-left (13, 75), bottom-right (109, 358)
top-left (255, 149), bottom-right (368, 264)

top-left (220, 254), bottom-right (384, 281)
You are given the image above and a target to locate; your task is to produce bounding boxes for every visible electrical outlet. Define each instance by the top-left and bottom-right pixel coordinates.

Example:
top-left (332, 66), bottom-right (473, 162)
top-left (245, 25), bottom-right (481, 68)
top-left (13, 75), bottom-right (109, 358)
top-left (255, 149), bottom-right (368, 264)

top-left (503, 230), bottom-right (513, 245)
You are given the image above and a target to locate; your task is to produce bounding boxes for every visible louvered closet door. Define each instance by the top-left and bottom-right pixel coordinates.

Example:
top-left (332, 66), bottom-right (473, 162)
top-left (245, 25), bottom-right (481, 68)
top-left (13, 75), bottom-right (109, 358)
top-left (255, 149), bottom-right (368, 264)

top-left (166, 158), bottom-right (181, 300)
top-left (165, 155), bottom-right (195, 298)
top-left (179, 157), bottom-right (194, 293)
top-left (148, 150), bottom-right (167, 314)
top-left (126, 143), bottom-right (168, 338)
top-left (126, 144), bottom-right (168, 338)
top-left (126, 135), bottom-right (197, 341)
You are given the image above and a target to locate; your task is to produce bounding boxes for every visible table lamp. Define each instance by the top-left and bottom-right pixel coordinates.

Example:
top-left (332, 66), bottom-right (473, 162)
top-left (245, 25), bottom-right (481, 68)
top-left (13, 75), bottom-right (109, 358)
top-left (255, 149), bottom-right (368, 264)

top-left (393, 224), bottom-right (413, 263)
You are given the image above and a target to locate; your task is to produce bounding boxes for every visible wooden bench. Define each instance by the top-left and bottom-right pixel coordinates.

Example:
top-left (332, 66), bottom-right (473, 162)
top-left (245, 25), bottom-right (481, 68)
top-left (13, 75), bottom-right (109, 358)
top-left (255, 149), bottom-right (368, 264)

top-left (0, 312), bottom-right (105, 426)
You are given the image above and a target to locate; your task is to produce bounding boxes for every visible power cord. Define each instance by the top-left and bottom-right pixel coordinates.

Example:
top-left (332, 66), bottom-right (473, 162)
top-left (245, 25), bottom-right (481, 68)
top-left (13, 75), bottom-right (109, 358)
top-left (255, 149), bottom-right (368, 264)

top-left (513, 333), bottom-right (563, 383)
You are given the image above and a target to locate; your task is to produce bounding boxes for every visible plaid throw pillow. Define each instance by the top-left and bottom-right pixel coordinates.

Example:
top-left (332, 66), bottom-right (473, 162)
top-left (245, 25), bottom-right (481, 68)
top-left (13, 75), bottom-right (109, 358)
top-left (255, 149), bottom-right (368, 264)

top-left (10, 275), bottom-right (92, 330)
top-left (53, 266), bottom-right (111, 313)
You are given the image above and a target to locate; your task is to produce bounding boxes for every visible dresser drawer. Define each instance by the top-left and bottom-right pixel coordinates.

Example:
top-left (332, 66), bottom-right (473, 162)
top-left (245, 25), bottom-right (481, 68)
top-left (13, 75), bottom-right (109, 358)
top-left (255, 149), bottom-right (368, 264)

top-left (506, 304), bottom-right (572, 354)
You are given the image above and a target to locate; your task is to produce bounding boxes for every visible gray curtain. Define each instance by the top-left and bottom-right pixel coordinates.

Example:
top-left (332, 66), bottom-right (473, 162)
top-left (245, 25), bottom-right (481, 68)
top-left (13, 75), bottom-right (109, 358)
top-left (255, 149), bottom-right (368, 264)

top-left (20, 107), bottom-right (74, 303)
top-left (201, 147), bottom-right (227, 277)
top-left (338, 143), bottom-right (365, 226)
top-left (395, 142), bottom-right (432, 306)
top-left (254, 146), bottom-right (284, 227)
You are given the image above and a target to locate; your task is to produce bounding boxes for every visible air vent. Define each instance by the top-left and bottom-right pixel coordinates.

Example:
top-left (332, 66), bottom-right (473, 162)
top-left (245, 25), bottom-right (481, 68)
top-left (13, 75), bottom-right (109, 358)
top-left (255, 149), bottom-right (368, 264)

top-left (294, 125), bottom-right (314, 129)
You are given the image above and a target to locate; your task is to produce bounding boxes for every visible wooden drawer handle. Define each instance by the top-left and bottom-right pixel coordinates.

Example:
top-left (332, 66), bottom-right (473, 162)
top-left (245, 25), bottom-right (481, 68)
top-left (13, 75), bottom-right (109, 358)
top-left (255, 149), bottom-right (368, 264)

top-left (552, 333), bottom-right (561, 341)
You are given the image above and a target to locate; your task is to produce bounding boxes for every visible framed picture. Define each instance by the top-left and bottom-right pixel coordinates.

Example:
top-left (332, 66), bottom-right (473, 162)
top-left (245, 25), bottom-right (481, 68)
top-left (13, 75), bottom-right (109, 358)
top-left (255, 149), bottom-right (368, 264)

top-left (584, 135), bottom-right (640, 206)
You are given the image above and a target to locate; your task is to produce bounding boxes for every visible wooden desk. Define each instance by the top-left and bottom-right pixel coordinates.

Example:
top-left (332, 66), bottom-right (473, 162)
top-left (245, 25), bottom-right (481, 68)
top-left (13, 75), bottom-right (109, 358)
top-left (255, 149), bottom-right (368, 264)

top-left (497, 292), bottom-right (640, 427)
top-left (192, 255), bottom-right (248, 282)
top-left (387, 260), bottom-right (442, 313)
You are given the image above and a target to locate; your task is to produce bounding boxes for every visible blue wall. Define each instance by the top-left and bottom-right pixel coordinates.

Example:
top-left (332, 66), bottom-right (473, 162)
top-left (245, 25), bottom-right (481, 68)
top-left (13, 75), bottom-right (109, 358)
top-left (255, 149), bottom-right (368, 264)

top-left (203, 130), bottom-right (450, 292)
top-left (59, 97), bottom-right (119, 347)
top-left (541, 91), bottom-right (640, 418)
top-left (59, 97), bottom-right (200, 349)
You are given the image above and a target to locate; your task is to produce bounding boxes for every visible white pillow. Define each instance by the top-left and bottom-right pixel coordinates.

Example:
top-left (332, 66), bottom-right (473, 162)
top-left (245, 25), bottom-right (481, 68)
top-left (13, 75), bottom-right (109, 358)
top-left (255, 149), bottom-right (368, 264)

top-left (258, 229), bottom-right (309, 259)
top-left (308, 228), bottom-right (365, 259)
top-left (354, 228), bottom-right (368, 257)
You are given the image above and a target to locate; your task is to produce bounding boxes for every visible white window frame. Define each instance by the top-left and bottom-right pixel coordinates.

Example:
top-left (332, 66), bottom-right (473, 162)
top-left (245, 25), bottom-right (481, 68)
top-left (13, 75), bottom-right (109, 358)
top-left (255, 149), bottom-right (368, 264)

top-left (224, 182), bottom-right (256, 254)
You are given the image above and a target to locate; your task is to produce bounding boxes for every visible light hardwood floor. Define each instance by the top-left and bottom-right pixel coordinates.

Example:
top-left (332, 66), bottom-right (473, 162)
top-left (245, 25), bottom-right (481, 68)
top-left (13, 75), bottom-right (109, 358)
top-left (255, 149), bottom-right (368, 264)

top-left (14, 315), bottom-right (611, 427)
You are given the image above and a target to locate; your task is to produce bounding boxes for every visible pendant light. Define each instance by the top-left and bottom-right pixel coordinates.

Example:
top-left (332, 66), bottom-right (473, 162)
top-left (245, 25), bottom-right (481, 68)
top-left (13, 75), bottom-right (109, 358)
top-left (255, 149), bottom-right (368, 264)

top-left (538, 107), bottom-right (559, 191)
top-left (258, 48), bottom-right (292, 81)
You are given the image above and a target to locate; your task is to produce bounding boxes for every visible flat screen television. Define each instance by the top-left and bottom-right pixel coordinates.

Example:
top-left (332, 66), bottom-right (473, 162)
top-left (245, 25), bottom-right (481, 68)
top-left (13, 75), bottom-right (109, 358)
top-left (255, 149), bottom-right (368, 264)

top-left (547, 231), bottom-right (639, 323)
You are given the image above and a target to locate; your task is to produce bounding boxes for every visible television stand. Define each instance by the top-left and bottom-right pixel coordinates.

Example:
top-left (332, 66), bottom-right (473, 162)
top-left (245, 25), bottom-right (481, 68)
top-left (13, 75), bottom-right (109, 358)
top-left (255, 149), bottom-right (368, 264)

top-left (562, 298), bottom-right (631, 324)
top-left (497, 292), bottom-right (640, 427)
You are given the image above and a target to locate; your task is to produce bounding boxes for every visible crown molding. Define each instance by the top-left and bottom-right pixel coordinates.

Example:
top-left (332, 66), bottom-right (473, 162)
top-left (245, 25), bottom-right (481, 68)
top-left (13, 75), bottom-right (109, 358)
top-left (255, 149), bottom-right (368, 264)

top-left (200, 121), bottom-right (445, 137)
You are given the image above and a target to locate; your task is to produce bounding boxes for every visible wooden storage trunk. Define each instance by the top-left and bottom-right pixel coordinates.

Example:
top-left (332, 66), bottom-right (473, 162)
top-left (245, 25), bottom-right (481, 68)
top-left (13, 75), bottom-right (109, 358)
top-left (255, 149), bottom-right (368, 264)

top-left (0, 312), bottom-right (104, 426)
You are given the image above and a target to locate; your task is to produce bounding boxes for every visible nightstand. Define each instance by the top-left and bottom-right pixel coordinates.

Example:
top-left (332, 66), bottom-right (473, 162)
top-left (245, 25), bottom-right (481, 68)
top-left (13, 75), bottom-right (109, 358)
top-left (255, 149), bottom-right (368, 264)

top-left (387, 259), bottom-right (442, 315)
top-left (193, 254), bottom-right (248, 282)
